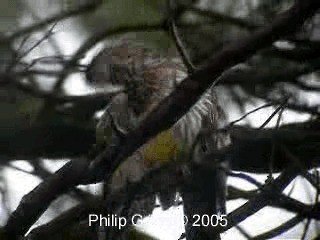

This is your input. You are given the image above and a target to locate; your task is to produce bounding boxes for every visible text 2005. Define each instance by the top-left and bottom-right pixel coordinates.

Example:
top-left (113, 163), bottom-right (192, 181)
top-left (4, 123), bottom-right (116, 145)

top-left (190, 214), bottom-right (227, 227)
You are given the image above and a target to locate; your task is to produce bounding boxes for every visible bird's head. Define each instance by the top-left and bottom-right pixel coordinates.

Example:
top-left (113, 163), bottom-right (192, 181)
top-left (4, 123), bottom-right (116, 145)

top-left (86, 41), bottom-right (185, 118)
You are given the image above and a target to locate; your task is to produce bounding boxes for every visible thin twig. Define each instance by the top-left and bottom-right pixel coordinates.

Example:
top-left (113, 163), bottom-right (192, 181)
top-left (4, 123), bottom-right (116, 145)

top-left (24, 1), bottom-right (63, 55)
top-left (16, 23), bottom-right (58, 63)
top-left (166, 0), bottom-right (196, 74)
top-left (228, 171), bottom-right (263, 188)
top-left (5, 24), bottom-right (58, 73)
top-left (229, 102), bottom-right (273, 126)
top-left (264, 97), bottom-right (320, 116)
top-left (258, 104), bottom-right (285, 129)
top-left (268, 105), bottom-right (286, 179)
top-left (170, 20), bottom-right (196, 73)
top-left (7, 0), bottom-right (102, 41)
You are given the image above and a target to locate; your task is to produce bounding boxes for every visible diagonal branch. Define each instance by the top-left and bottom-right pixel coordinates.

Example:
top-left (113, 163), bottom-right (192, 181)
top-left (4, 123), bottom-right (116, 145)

top-left (87, 0), bottom-right (320, 184)
top-left (217, 164), bottom-right (301, 233)
top-left (4, 158), bottom-right (89, 239)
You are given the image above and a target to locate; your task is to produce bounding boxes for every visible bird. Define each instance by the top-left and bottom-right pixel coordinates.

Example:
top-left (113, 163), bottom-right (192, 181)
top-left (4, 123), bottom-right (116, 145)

top-left (86, 39), bottom-right (230, 239)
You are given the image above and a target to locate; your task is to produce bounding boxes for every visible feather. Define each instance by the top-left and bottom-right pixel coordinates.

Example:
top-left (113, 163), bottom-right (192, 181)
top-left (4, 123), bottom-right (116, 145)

top-left (88, 40), bottom-right (228, 215)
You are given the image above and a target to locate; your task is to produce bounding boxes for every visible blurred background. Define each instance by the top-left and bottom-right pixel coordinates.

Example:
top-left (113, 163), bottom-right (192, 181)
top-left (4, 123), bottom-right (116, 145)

top-left (0, 0), bottom-right (319, 239)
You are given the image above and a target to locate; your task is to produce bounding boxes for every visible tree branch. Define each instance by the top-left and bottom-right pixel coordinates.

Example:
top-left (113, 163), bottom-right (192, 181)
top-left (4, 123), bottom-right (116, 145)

top-left (0, 124), bottom-right (95, 161)
top-left (87, 0), bottom-right (320, 184)
top-left (218, 164), bottom-right (301, 233)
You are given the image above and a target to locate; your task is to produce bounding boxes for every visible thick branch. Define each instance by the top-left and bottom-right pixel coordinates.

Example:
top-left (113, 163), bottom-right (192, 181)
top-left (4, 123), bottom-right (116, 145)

top-left (27, 198), bottom-right (103, 240)
top-left (4, 158), bottom-right (89, 238)
top-left (1, 119), bottom-right (319, 173)
top-left (0, 73), bottom-right (113, 105)
top-left (228, 121), bottom-right (320, 172)
top-left (87, 0), bottom-right (320, 184)
top-left (0, 124), bottom-right (95, 161)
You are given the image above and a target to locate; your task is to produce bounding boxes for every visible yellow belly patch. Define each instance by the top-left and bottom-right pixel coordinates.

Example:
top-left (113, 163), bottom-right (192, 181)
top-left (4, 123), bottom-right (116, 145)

top-left (142, 129), bottom-right (182, 168)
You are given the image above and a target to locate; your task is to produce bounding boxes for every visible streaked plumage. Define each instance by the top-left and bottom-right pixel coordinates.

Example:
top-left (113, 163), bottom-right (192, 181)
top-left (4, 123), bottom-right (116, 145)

top-left (86, 40), bottom-right (228, 213)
